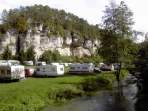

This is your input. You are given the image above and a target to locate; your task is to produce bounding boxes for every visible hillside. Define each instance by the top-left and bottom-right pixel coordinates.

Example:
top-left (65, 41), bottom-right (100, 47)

top-left (0, 5), bottom-right (101, 62)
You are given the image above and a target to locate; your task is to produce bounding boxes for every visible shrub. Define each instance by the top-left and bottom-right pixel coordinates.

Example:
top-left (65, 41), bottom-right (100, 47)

top-left (81, 76), bottom-right (111, 92)
top-left (81, 77), bottom-right (98, 92)
top-left (48, 86), bottom-right (83, 102)
top-left (1, 46), bottom-right (12, 60)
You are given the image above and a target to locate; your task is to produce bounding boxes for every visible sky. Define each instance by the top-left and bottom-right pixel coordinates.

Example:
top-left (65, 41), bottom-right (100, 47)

top-left (0, 0), bottom-right (147, 41)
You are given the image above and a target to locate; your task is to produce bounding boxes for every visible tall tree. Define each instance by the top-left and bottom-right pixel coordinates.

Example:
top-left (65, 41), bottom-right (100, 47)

top-left (101, 1), bottom-right (135, 81)
top-left (2, 46), bottom-right (12, 60)
top-left (17, 49), bottom-right (26, 63)
top-left (102, 1), bottom-right (134, 36)
top-left (25, 46), bottom-right (36, 61)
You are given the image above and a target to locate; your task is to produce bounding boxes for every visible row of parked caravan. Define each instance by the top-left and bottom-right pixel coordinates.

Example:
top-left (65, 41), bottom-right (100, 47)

top-left (0, 60), bottom-right (116, 81)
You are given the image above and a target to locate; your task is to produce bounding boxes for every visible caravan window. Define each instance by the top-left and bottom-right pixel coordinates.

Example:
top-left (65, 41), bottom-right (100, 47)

top-left (37, 68), bottom-right (40, 71)
top-left (70, 67), bottom-right (75, 70)
top-left (7, 70), bottom-right (11, 74)
top-left (82, 67), bottom-right (87, 69)
top-left (1, 70), bottom-right (5, 75)
top-left (60, 68), bottom-right (63, 71)
top-left (43, 68), bottom-right (45, 71)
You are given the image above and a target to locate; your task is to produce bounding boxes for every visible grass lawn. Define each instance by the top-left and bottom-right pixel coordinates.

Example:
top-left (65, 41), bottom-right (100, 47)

top-left (0, 70), bottom-right (128, 111)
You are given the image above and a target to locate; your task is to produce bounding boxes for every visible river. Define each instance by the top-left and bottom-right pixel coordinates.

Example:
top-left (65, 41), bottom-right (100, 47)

top-left (43, 74), bottom-right (137, 111)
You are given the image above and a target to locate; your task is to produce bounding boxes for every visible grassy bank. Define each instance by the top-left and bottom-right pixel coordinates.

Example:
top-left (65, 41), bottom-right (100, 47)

top-left (0, 70), bottom-right (128, 111)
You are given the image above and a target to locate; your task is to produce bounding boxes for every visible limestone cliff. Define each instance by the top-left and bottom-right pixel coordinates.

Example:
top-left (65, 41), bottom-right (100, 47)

top-left (0, 24), bottom-right (100, 59)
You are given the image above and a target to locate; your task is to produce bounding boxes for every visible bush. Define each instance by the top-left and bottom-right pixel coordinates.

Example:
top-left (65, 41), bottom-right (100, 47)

top-left (39, 50), bottom-right (61, 63)
top-left (48, 86), bottom-right (83, 102)
top-left (81, 77), bottom-right (99, 92)
top-left (1, 46), bottom-right (12, 60)
top-left (81, 76), bottom-right (111, 92)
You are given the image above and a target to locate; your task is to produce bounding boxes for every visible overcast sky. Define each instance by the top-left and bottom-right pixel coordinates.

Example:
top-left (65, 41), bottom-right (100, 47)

top-left (0, 0), bottom-right (147, 41)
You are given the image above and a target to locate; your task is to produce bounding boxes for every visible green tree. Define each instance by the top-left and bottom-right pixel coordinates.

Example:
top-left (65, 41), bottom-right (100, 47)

top-left (101, 1), bottom-right (135, 81)
top-left (40, 50), bottom-right (53, 63)
top-left (39, 50), bottom-right (61, 63)
top-left (2, 46), bottom-right (12, 60)
top-left (25, 47), bottom-right (36, 61)
top-left (16, 15), bottom-right (28, 33)
top-left (17, 49), bottom-right (26, 63)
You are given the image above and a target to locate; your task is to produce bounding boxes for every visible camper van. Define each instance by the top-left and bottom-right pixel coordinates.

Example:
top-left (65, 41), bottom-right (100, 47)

top-left (35, 64), bottom-right (64, 76)
top-left (69, 63), bottom-right (95, 73)
top-left (0, 61), bottom-right (25, 80)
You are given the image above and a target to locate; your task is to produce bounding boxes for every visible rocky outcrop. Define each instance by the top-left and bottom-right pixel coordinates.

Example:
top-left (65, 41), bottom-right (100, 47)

top-left (0, 25), bottom-right (100, 59)
top-left (72, 47), bottom-right (91, 57)
top-left (0, 32), bottom-right (17, 55)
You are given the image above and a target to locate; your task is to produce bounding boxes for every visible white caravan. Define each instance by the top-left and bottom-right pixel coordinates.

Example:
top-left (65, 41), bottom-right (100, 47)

top-left (35, 64), bottom-right (64, 76)
top-left (69, 63), bottom-right (95, 73)
top-left (0, 61), bottom-right (25, 80)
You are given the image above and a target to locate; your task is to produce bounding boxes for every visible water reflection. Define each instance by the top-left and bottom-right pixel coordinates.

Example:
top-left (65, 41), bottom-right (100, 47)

top-left (43, 74), bottom-right (137, 111)
top-left (135, 78), bottom-right (148, 111)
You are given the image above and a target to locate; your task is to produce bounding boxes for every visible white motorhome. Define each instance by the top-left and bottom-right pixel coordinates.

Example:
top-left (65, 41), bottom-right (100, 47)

top-left (0, 61), bottom-right (25, 80)
top-left (35, 64), bottom-right (64, 76)
top-left (69, 63), bottom-right (95, 73)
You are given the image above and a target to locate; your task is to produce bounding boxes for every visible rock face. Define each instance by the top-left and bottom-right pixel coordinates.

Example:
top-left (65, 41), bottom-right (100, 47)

top-left (72, 47), bottom-right (91, 58)
top-left (0, 25), bottom-right (100, 59)
top-left (0, 32), bottom-right (17, 55)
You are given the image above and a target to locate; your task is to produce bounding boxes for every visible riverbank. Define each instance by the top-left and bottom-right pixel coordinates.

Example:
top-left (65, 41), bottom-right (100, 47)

top-left (43, 73), bottom-right (136, 111)
top-left (0, 70), bottom-right (128, 111)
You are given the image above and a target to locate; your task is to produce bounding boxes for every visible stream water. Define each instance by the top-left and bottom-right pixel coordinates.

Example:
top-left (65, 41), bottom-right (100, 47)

top-left (43, 74), bottom-right (137, 111)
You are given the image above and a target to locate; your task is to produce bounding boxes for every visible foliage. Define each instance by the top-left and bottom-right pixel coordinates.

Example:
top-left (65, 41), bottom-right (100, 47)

top-left (102, 1), bottom-right (134, 36)
top-left (39, 49), bottom-right (103, 64)
top-left (25, 46), bottom-right (36, 61)
top-left (48, 86), bottom-right (83, 101)
top-left (72, 55), bottom-right (103, 64)
top-left (1, 46), bottom-right (12, 60)
top-left (100, 1), bottom-right (136, 65)
top-left (15, 47), bottom-right (36, 63)
top-left (99, 29), bottom-right (118, 63)
top-left (15, 15), bottom-right (28, 33)
top-left (17, 50), bottom-right (26, 63)
top-left (39, 50), bottom-right (61, 63)
top-left (134, 41), bottom-right (148, 81)
top-left (0, 24), bottom-right (9, 35)
top-left (134, 41), bottom-right (148, 111)
top-left (81, 77), bottom-right (99, 92)
top-left (0, 5), bottom-right (100, 39)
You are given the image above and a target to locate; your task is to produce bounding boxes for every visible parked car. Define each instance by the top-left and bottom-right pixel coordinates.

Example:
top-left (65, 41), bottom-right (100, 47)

top-left (100, 64), bottom-right (114, 71)
top-left (25, 68), bottom-right (34, 77)
top-left (94, 67), bottom-right (101, 73)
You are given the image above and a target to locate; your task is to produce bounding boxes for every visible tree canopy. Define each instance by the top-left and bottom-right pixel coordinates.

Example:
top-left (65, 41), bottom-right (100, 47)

top-left (100, 1), bottom-right (137, 64)
top-left (0, 5), bottom-right (100, 39)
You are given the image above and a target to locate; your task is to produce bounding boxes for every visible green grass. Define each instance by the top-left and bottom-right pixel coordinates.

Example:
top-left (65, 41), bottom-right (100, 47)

top-left (0, 70), bottom-right (128, 111)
